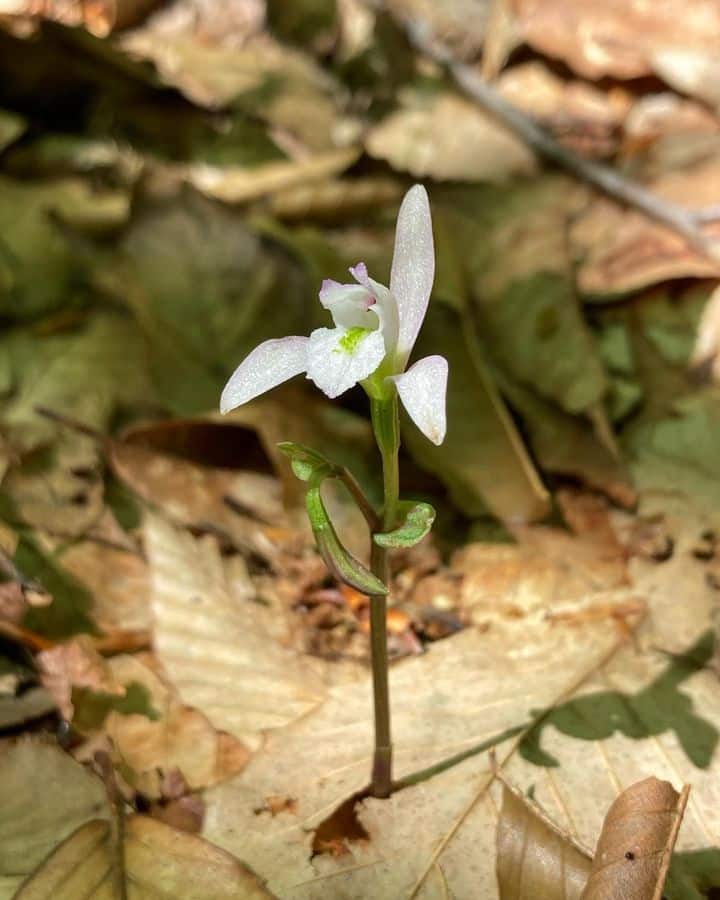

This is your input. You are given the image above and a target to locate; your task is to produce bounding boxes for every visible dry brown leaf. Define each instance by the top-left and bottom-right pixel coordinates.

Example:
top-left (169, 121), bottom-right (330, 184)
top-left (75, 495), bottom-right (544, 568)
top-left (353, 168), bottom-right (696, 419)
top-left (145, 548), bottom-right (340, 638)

top-left (144, 513), bottom-right (361, 752)
top-left (15, 815), bottom-right (275, 899)
top-left (103, 653), bottom-right (250, 799)
top-left (37, 636), bottom-right (123, 721)
top-left (499, 62), bottom-right (631, 158)
top-left (202, 584), bottom-right (635, 897)
top-left (651, 49), bottom-right (720, 113)
top-left (58, 541), bottom-right (151, 633)
top-left (1, 0), bottom-right (163, 35)
top-left (621, 93), bottom-right (720, 178)
top-left (572, 158), bottom-right (720, 295)
top-left (580, 777), bottom-right (688, 899)
top-left (513, 0), bottom-right (720, 80)
top-left (185, 147), bottom-right (361, 205)
top-left (496, 783), bottom-right (592, 900)
top-left (500, 507), bottom-right (720, 880)
top-left (366, 89), bottom-right (537, 182)
top-left (110, 435), bottom-right (292, 566)
top-left (0, 737), bottom-right (111, 898)
top-left (121, 31), bottom-right (345, 151)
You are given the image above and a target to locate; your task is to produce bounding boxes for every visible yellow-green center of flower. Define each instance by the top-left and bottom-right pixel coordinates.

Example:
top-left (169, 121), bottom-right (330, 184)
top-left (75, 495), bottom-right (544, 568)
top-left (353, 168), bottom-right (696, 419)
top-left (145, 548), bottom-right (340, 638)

top-left (337, 326), bottom-right (371, 355)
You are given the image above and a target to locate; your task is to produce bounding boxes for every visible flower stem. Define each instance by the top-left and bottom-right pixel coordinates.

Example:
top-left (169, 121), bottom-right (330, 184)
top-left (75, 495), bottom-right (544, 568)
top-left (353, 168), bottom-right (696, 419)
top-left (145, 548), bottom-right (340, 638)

top-left (368, 393), bottom-right (400, 798)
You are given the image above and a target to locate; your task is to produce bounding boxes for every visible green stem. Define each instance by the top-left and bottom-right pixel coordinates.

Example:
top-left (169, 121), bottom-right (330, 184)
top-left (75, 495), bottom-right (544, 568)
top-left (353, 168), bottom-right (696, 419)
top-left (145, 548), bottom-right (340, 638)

top-left (368, 393), bottom-right (400, 798)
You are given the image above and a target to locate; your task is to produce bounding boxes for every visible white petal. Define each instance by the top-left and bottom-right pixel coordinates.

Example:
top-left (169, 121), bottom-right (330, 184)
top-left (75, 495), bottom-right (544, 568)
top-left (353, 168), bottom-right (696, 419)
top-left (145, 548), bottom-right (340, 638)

top-left (306, 325), bottom-right (386, 399)
top-left (392, 355), bottom-right (448, 445)
top-left (318, 279), bottom-right (378, 331)
top-left (220, 336), bottom-right (308, 413)
top-left (390, 185), bottom-right (435, 366)
top-left (349, 263), bottom-right (399, 355)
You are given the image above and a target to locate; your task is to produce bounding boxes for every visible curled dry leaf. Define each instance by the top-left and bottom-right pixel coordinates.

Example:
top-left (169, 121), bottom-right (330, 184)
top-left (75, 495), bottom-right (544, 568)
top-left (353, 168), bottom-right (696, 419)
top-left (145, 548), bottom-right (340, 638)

top-left (572, 158), bottom-right (720, 296)
top-left (15, 815), bottom-right (276, 899)
top-left (580, 777), bottom-right (689, 900)
top-left (496, 784), bottom-right (592, 900)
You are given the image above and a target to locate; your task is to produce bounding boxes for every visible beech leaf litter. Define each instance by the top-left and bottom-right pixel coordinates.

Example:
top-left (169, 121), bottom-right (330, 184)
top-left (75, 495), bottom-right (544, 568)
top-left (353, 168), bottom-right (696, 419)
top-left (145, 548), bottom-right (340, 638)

top-left (2, 0), bottom-right (720, 897)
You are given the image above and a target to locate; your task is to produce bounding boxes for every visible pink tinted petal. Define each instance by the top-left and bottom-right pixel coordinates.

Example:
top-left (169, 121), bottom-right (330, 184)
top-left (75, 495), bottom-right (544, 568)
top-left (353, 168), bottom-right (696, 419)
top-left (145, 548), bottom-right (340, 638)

top-left (392, 354), bottom-right (448, 445)
top-left (319, 278), bottom-right (377, 331)
top-left (220, 336), bottom-right (308, 413)
top-left (390, 185), bottom-right (435, 365)
top-left (350, 262), bottom-right (399, 355)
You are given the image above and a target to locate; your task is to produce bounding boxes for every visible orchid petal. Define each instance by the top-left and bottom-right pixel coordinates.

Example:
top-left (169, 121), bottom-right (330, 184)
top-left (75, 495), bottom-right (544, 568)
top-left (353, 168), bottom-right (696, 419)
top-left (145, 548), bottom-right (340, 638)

top-left (306, 325), bottom-right (386, 399)
top-left (349, 263), bottom-right (399, 354)
top-left (392, 355), bottom-right (448, 445)
top-left (318, 279), bottom-right (378, 331)
top-left (390, 185), bottom-right (435, 365)
top-left (220, 336), bottom-right (308, 413)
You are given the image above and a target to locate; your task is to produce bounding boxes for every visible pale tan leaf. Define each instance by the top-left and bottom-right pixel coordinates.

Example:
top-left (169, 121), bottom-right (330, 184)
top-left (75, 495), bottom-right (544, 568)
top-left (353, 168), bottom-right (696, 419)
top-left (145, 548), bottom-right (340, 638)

top-left (144, 513), bottom-right (346, 750)
top-left (0, 737), bottom-right (111, 898)
top-left (572, 158), bottom-right (720, 295)
top-left (651, 49), bottom-right (720, 113)
top-left (496, 785), bottom-right (592, 900)
top-left (186, 147), bottom-right (361, 205)
top-left (58, 541), bottom-right (152, 633)
top-left (514, 0), bottom-right (720, 81)
top-left (202, 576), bottom-right (635, 898)
top-left (580, 777), bottom-right (688, 900)
top-left (366, 90), bottom-right (537, 182)
top-left (104, 654), bottom-right (250, 798)
top-left (15, 815), bottom-right (276, 899)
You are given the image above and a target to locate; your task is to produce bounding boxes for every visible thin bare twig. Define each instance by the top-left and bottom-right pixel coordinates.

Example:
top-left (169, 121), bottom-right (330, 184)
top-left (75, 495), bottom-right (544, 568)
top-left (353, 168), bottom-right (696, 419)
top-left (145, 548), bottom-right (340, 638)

top-left (382, 8), bottom-right (720, 265)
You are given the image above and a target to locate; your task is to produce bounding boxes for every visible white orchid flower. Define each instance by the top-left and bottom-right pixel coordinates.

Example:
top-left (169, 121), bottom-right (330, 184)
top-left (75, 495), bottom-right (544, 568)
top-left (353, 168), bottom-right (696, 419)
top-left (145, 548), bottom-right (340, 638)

top-left (220, 184), bottom-right (448, 445)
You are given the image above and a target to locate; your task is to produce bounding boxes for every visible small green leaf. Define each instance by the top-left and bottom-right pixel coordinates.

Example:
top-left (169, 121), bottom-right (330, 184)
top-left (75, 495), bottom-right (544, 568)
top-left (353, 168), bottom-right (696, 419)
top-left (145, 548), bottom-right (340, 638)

top-left (277, 441), bottom-right (337, 483)
top-left (306, 485), bottom-right (387, 595)
top-left (373, 501), bottom-right (436, 549)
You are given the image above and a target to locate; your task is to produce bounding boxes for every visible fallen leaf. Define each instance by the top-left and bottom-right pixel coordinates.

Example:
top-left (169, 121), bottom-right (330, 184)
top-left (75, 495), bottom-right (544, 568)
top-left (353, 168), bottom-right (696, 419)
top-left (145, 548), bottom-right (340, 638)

top-left (366, 89), bottom-right (537, 182)
top-left (496, 783), bottom-right (592, 900)
top-left (651, 49), bottom-right (720, 114)
top-left (202, 578), bottom-right (636, 897)
top-left (580, 777), bottom-right (689, 899)
top-left (15, 815), bottom-right (276, 899)
top-left (37, 635), bottom-right (123, 720)
top-left (0, 737), bottom-right (111, 898)
top-left (513, 0), bottom-right (720, 81)
top-left (572, 159), bottom-right (720, 296)
top-left (121, 31), bottom-right (345, 151)
top-left (57, 540), bottom-right (152, 633)
top-left (103, 653), bottom-right (250, 798)
top-left (144, 513), bottom-right (354, 751)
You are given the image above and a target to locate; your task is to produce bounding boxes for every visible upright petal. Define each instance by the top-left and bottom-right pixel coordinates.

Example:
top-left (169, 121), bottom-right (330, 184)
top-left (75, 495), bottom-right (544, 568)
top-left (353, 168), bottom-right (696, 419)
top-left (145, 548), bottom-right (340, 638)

top-left (306, 325), bottom-right (386, 399)
top-left (390, 184), bottom-right (435, 365)
top-left (392, 355), bottom-right (448, 445)
top-left (220, 336), bottom-right (308, 413)
top-left (349, 263), bottom-right (399, 354)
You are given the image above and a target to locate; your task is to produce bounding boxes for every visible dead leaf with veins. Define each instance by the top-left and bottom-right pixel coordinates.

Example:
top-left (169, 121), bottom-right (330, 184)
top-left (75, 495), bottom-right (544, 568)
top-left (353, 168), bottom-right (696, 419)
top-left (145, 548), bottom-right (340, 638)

top-left (496, 782), bottom-right (592, 900)
top-left (145, 513), bottom-right (363, 753)
top-left (513, 0), bottom-right (720, 81)
top-left (580, 777), bottom-right (689, 900)
top-left (572, 158), bottom-right (720, 296)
